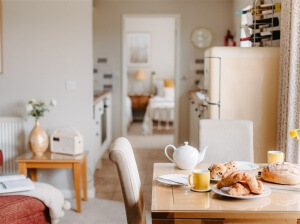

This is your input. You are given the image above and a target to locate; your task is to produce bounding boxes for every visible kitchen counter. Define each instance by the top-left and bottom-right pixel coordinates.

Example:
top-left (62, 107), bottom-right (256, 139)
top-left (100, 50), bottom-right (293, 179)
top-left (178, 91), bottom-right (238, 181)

top-left (94, 91), bottom-right (111, 105)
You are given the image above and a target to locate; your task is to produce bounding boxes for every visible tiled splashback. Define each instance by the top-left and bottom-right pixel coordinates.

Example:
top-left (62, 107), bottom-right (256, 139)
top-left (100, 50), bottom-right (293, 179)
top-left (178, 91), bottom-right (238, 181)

top-left (94, 57), bottom-right (113, 93)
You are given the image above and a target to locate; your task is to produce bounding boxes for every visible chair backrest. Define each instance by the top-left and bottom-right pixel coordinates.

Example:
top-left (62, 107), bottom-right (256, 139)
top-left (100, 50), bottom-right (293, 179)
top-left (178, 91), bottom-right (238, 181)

top-left (109, 137), bottom-right (146, 224)
top-left (199, 119), bottom-right (254, 163)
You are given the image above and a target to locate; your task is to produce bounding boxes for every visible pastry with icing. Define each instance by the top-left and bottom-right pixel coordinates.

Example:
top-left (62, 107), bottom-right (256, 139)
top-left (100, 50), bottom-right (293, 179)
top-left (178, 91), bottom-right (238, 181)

top-left (261, 162), bottom-right (300, 185)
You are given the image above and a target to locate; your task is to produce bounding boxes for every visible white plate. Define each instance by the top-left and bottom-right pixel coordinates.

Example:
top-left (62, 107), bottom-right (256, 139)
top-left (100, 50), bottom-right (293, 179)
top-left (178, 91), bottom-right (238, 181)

top-left (157, 174), bottom-right (188, 186)
top-left (212, 184), bottom-right (271, 199)
top-left (236, 161), bottom-right (259, 171)
top-left (210, 177), bottom-right (221, 182)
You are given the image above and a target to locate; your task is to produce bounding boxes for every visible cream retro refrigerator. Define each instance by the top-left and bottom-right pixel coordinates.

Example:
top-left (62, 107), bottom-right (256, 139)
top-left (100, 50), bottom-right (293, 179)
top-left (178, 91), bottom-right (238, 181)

top-left (202, 47), bottom-right (280, 162)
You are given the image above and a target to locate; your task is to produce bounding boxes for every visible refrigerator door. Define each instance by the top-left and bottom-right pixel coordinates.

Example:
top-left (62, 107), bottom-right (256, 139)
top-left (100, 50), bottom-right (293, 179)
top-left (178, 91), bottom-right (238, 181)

top-left (204, 57), bottom-right (221, 105)
top-left (206, 104), bottom-right (219, 119)
top-left (204, 56), bottom-right (221, 118)
top-left (204, 47), bottom-right (279, 162)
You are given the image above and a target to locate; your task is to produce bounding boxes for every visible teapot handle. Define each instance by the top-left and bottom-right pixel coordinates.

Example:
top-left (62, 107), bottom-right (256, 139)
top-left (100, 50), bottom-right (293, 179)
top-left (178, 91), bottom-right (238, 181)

top-left (164, 144), bottom-right (176, 163)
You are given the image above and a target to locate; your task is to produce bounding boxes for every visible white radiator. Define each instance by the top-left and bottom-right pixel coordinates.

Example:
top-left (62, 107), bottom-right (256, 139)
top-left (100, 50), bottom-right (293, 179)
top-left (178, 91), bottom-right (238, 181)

top-left (0, 117), bottom-right (25, 174)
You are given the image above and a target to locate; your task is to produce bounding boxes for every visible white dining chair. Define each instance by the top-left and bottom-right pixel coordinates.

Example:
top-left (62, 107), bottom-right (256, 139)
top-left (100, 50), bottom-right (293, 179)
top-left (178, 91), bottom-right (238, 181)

top-left (199, 119), bottom-right (254, 163)
top-left (109, 137), bottom-right (146, 224)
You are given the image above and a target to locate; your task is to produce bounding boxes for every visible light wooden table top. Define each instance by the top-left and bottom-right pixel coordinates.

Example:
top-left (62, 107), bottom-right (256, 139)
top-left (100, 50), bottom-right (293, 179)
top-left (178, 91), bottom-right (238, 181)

top-left (16, 150), bottom-right (88, 163)
top-left (152, 163), bottom-right (300, 222)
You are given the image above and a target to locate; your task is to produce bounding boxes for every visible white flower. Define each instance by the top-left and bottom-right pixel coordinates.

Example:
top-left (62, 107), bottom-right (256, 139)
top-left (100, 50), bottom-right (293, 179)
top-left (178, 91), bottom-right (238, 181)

top-left (25, 104), bottom-right (33, 113)
top-left (50, 99), bottom-right (57, 107)
top-left (29, 98), bottom-right (36, 104)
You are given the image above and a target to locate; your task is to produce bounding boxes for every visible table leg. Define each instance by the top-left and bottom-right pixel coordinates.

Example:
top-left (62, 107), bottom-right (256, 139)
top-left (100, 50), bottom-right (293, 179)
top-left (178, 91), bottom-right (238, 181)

top-left (82, 157), bottom-right (88, 201)
top-left (18, 163), bottom-right (27, 176)
top-left (73, 163), bottom-right (82, 213)
top-left (30, 169), bottom-right (38, 181)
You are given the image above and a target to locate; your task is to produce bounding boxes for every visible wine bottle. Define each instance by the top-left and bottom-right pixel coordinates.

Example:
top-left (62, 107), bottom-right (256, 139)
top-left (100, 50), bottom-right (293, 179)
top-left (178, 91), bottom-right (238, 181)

top-left (242, 17), bottom-right (279, 29)
top-left (240, 30), bottom-right (280, 42)
top-left (236, 3), bottom-right (281, 15)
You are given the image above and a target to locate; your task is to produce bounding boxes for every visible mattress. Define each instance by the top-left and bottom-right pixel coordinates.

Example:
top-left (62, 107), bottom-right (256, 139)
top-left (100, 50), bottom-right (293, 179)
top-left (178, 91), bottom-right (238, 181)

top-left (142, 96), bottom-right (174, 134)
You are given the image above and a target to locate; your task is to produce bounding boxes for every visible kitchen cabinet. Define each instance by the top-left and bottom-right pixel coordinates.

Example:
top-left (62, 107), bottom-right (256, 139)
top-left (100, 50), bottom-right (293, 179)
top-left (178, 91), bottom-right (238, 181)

top-left (189, 92), bottom-right (207, 149)
top-left (93, 92), bottom-right (112, 167)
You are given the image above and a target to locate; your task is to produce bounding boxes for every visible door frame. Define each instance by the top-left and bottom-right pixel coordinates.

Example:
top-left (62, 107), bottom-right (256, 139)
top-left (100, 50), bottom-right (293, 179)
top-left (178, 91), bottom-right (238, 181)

top-left (121, 14), bottom-right (181, 144)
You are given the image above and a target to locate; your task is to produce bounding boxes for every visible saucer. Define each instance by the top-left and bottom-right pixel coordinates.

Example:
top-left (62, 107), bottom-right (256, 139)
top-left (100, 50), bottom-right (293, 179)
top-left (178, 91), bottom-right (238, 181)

top-left (190, 187), bottom-right (212, 192)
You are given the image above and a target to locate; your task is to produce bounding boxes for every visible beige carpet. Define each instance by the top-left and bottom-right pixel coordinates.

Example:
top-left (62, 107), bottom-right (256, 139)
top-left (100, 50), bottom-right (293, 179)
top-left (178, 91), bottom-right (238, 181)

top-left (60, 122), bottom-right (172, 223)
top-left (127, 121), bottom-right (174, 149)
top-left (60, 198), bottom-right (127, 224)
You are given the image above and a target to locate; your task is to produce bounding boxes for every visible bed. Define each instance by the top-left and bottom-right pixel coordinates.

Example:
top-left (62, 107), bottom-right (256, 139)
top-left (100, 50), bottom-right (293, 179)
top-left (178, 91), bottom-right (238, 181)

top-left (125, 95), bottom-right (133, 128)
top-left (142, 79), bottom-right (175, 135)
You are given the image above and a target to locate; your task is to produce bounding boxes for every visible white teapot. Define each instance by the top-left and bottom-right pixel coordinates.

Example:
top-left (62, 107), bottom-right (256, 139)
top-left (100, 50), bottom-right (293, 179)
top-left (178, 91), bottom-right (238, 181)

top-left (164, 142), bottom-right (208, 170)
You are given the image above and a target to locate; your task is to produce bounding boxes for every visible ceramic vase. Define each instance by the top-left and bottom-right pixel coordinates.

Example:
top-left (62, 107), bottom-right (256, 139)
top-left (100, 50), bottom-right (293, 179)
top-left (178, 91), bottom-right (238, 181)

top-left (29, 119), bottom-right (49, 157)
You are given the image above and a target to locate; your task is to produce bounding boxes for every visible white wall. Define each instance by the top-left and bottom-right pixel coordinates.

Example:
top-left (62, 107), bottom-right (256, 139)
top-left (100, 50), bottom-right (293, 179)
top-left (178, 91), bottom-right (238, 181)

top-left (93, 0), bottom-right (233, 143)
top-left (0, 0), bottom-right (94, 197)
top-left (233, 0), bottom-right (252, 46)
top-left (125, 16), bottom-right (175, 95)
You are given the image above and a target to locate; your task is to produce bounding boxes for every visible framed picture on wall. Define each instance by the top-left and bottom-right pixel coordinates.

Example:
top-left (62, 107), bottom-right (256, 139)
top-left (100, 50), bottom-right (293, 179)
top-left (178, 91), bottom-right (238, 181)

top-left (127, 32), bottom-right (151, 67)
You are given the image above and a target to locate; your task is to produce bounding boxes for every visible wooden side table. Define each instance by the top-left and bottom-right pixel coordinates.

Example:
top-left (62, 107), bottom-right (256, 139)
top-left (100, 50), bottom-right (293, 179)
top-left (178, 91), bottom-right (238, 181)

top-left (16, 151), bottom-right (88, 213)
top-left (128, 94), bottom-right (150, 121)
top-left (129, 94), bottom-right (150, 110)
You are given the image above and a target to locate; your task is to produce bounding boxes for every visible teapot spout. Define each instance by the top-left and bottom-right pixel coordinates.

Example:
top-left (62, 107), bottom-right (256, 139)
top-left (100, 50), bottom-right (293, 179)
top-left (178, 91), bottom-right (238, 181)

top-left (198, 146), bottom-right (208, 163)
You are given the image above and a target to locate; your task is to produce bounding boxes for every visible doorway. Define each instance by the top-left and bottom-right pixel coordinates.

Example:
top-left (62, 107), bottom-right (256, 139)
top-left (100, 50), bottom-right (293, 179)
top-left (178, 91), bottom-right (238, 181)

top-left (121, 14), bottom-right (180, 144)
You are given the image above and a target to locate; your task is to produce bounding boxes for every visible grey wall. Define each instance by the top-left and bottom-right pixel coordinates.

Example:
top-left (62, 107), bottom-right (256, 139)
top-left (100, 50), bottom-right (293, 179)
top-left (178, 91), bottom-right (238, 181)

top-left (93, 0), bottom-right (233, 144)
top-left (0, 0), bottom-right (95, 197)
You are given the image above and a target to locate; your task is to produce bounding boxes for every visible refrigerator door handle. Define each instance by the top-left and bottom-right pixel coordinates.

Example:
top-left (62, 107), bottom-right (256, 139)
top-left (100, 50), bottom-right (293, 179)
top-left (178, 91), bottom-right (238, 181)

top-left (207, 102), bottom-right (220, 106)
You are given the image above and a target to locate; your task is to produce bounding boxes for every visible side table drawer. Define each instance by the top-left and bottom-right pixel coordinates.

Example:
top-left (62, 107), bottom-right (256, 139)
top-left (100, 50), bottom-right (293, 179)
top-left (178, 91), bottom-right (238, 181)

top-left (139, 96), bottom-right (149, 109)
top-left (129, 95), bottom-right (150, 110)
top-left (130, 97), bottom-right (140, 109)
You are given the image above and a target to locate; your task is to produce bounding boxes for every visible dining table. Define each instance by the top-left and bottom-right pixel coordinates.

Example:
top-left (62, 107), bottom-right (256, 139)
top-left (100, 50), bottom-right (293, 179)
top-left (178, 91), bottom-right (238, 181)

top-left (151, 163), bottom-right (300, 224)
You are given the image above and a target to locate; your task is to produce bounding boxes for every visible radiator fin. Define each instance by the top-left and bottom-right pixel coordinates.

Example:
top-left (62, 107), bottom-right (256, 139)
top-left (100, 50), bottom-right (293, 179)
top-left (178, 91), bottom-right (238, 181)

top-left (0, 117), bottom-right (25, 174)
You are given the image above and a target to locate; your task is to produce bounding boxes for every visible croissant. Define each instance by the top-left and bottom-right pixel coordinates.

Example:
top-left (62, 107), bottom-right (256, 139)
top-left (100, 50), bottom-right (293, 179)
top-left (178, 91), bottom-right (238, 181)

top-left (217, 171), bottom-right (265, 195)
top-left (243, 172), bottom-right (264, 194)
top-left (227, 182), bottom-right (251, 196)
top-left (216, 171), bottom-right (244, 189)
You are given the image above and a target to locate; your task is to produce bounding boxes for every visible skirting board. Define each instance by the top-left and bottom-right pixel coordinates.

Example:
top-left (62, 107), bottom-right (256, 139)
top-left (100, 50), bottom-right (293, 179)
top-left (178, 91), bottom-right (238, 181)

top-left (60, 186), bottom-right (95, 199)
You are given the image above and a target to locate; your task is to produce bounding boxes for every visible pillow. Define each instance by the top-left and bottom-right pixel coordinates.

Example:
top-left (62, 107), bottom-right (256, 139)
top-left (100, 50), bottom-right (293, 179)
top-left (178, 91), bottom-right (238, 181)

top-left (164, 79), bottom-right (174, 87)
top-left (163, 87), bottom-right (175, 98)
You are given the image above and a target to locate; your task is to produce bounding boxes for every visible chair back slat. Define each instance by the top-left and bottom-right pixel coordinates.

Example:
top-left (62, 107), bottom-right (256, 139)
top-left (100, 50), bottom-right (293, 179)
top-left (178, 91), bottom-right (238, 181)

top-left (109, 137), bottom-right (146, 224)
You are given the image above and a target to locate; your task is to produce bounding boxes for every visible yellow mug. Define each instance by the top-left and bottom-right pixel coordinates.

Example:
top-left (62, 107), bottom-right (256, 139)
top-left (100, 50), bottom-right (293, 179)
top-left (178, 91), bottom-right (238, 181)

top-left (188, 169), bottom-right (210, 190)
top-left (268, 150), bottom-right (285, 164)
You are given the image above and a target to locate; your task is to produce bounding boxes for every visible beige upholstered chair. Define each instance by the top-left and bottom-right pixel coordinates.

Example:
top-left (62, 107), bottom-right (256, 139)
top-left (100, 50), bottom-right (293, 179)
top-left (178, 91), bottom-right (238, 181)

top-left (199, 119), bottom-right (254, 163)
top-left (109, 137), bottom-right (146, 224)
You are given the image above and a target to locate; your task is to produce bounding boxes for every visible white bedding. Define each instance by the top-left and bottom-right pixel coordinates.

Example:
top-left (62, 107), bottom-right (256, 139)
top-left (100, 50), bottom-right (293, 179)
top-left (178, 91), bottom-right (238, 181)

top-left (142, 96), bottom-right (174, 135)
top-left (125, 95), bottom-right (133, 127)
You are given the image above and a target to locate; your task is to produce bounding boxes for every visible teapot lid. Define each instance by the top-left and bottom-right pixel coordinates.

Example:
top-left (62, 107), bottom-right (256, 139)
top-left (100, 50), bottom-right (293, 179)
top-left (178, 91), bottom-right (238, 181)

top-left (179, 141), bottom-right (196, 150)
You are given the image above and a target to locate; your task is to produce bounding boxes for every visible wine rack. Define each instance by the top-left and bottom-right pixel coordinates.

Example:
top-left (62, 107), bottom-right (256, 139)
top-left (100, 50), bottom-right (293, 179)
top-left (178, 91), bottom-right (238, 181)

top-left (238, 0), bottom-right (281, 47)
